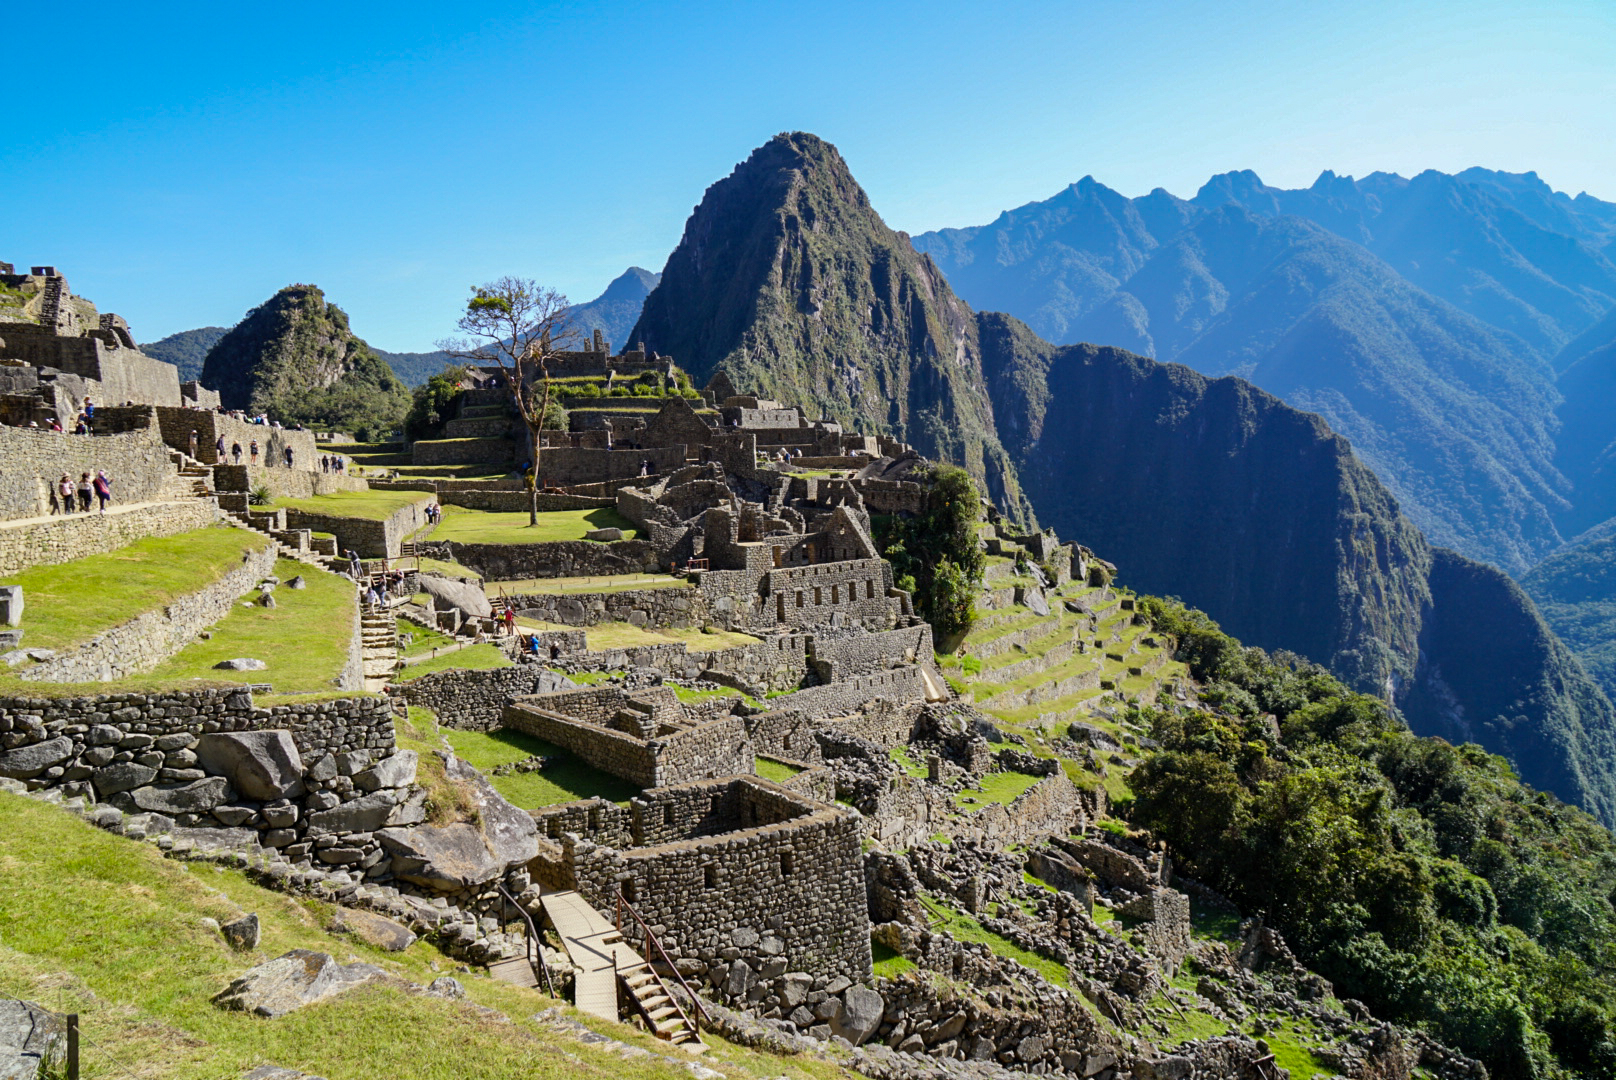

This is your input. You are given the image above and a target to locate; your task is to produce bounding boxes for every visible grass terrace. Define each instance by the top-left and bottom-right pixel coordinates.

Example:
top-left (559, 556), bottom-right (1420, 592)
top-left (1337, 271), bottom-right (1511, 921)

top-left (443, 726), bottom-right (641, 809)
top-left (489, 573), bottom-right (686, 596)
top-left (141, 558), bottom-right (359, 693)
top-left (754, 757), bottom-right (805, 782)
top-left (393, 643), bottom-right (512, 681)
top-left (953, 769), bottom-right (1044, 809)
top-left (0, 526), bottom-right (272, 655)
top-left (270, 489), bottom-right (432, 521)
top-left (430, 505), bottom-right (641, 545)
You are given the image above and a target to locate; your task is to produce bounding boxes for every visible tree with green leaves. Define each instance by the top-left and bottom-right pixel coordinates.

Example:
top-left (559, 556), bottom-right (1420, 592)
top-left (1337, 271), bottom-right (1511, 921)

top-left (439, 279), bottom-right (578, 524)
top-left (881, 464), bottom-right (986, 641)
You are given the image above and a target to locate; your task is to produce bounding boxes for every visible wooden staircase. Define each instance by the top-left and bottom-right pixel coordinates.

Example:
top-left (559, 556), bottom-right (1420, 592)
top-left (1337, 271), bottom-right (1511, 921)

top-left (538, 889), bottom-right (706, 1053)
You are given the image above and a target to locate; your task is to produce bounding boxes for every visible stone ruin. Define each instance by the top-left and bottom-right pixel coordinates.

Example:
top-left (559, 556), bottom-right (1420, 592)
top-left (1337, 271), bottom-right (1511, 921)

top-left (0, 262), bottom-right (216, 426)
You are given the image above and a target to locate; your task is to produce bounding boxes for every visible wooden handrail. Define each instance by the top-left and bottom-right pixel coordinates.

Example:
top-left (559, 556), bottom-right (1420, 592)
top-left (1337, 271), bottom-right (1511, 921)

top-left (497, 883), bottom-right (554, 997)
top-left (615, 888), bottom-right (711, 1025)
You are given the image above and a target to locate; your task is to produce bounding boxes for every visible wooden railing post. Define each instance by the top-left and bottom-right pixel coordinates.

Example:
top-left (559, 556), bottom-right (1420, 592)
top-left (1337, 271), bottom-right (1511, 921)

top-left (66, 1014), bottom-right (78, 1080)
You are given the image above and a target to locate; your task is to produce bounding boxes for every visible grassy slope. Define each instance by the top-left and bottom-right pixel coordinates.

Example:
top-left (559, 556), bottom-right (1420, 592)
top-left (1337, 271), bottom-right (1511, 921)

top-left (143, 558), bottom-right (357, 693)
top-left (0, 527), bottom-right (271, 652)
top-left (432, 506), bottom-right (641, 545)
top-left (0, 791), bottom-right (846, 1080)
top-left (393, 643), bottom-right (512, 681)
top-left (443, 727), bottom-right (640, 808)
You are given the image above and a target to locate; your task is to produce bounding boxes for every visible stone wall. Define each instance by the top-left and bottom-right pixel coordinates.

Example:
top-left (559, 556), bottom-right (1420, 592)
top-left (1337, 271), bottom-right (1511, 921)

top-left (561, 777), bottom-right (871, 981)
top-left (510, 585), bottom-right (707, 629)
top-left (412, 437), bottom-right (514, 466)
top-left (391, 666), bottom-right (560, 731)
top-left (771, 666), bottom-right (926, 720)
top-left (0, 499), bottom-right (217, 577)
top-left (283, 497), bottom-right (429, 559)
top-left (20, 539), bottom-right (278, 683)
top-left (500, 699), bottom-right (753, 788)
top-left (0, 424), bottom-right (187, 522)
top-left (212, 465), bottom-right (367, 497)
top-left (941, 771), bottom-right (1082, 847)
top-left (759, 559), bottom-right (898, 630)
top-left (425, 539), bottom-right (662, 580)
top-left (1116, 887), bottom-right (1192, 974)
top-left (853, 479), bottom-right (924, 515)
top-left (533, 446), bottom-right (689, 486)
top-left (810, 624), bottom-right (933, 681)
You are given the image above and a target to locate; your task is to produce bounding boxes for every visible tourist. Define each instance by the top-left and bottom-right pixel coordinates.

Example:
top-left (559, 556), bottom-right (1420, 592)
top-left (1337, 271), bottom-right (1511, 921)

top-left (347, 549), bottom-right (362, 579)
top-left (249, 440), bottom-right (259, 465)
top-left (77, 473), bottom-right (92, 512)
top-left (82, 398), bottom-right (94, 420)
top-left (283, 445), bottom-right (294, 469)
top-left (73, 416), bottom-right (87, 435)
top-left (215, 435), bottom-right (226, 459)
top-left (502, 606), bottom-right (516, 637)
top-left (188, 429), bottom-right (199, 458)
top-left (48, 417), bottom-right (62, 433)
top-left (231, 441), bottom-right (242, 464)
top-left (92, 470), bottom-right (111, 513)
top-left (55, 474), bottom-right (72, 514)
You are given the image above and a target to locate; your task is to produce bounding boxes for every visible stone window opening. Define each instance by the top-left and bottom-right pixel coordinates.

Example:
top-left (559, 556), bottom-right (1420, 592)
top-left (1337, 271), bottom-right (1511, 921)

top-left (623, 878), bottom-right (637, 903)
top-left (663, 804), bottom-right (675, 826)
top-left (831, 584), bottom-right (839, 604)
top-left (588, 806), bottom-right (601, 831)
top-left (780, 852), bottom-right (794, 877)
top-left (814, 586), bottom-right (822, 605)
top-left (704, 865), bottom-right (718, 890)
top-left (796, 590), bottom-right (804, 608)
top-left (547, 817), bottom-right (562, 839)
top-left (866, 579), bottom-right (875, 599)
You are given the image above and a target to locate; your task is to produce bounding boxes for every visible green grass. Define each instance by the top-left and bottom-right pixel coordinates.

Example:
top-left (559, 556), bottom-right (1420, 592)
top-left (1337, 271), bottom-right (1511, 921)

top-left (444, 727), bottom-right (640, 808)
top-left (918, 894), bottom-right (1069, 987)
top-left (954, 770), bottom-right (1044, 809)
top-left (397, 617), bottom-right (459, 658)
top-left (430, 506), bottom-right (641, 545)
top-left (889, 745), bottom-right (929, 778)
top-left (0, 526), bottom-right (271, 653)
top-left (669, 684), bottom-right (763, 709)
top-left (1153, 995), bottom-right (1230, 1045)
top-left (270, 489), bottom-right (432, 521)
top-left (142, 559), bottom-right (358, 693)
top-left (0, 790), bottom-right (846, 1080)
top-left (393, 643), bottom-right (512, 681)
top-left (755, 757), bottom-right (805, 782)
top-left (871, 941), bottom-right (917, 978)
top-left (488, 573), bottom-right (687, 595)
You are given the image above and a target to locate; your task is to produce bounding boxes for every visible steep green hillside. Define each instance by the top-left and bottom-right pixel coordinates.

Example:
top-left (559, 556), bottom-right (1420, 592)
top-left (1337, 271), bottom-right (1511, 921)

top-left (629, 132), bottom-right (1032, 522)
top-left (201, 284), bottom-right (411, 436)
top-left (1524, 521), bottom-right (1616, 705)
top-left (140, 325), bottom-right (229, 381)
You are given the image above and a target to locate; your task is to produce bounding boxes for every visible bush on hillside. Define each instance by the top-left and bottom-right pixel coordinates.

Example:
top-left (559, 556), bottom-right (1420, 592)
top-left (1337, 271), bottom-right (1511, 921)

top-left (879, 465), bottom-right (985, 641)
top-left (1131, 594), bottom-right (1616, 1079)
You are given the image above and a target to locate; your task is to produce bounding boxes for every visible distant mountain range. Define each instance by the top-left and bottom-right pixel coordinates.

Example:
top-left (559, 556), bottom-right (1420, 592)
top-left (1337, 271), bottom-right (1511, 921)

top-left (629, 132), bottom-right (1616, 823)
top-left (913, 169), bottom-right (1616, 578)
top-left (139, 267), bottom-right (661, 390)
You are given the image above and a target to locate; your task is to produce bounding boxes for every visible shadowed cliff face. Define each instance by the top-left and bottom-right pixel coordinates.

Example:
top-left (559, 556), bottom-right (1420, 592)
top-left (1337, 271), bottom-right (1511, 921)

top-left (976, 313), bottom-right (1616, 822)
top-left (634, 132), bottom-right (1616, 823)
top-left (628, 132), bottom-right (1031, 523)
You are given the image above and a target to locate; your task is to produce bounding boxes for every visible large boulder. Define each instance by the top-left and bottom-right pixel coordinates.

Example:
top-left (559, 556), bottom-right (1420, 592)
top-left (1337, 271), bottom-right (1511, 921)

top-left (91, 761), bottom-right (159, 796)
top-left (305, 791), bottom-right (400, 835)
top-left (352, 749), bottom-right (417, 792)
top-left (329, 908), bottom-right (417, 952)
top-left (0, 738), bottom-right (73, 780)
top-left (196, 731), bottom-right (305, 800)
top-left (830, 986), bottom-right (884, 1045)
top-left (376, 823), bottom-right (505, 891)
top-left (132, 777), bottom-right (233, 814)
top-left (444, 754), bottom-right (538, 866)
top-left (0, 999), bottom-right (64, 1079)
top-left (213, 950), bottom-right (392, 1018)
top-left (417, 575), bottom-right (491, 619)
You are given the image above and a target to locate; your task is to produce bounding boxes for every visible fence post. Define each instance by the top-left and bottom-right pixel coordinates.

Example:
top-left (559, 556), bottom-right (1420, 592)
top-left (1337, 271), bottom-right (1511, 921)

top-left (66, 1014), bottom-right (78, 1080)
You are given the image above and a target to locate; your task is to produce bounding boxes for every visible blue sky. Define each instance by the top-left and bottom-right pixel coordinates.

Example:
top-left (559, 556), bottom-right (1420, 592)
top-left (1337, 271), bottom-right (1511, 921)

top-left (5, 0), bottom-right (1612, 351)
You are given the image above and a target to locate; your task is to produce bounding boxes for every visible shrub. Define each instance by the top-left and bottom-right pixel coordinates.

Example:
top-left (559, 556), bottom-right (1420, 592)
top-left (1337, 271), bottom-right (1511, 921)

top-left (248, 484), bottom-right (272, 506)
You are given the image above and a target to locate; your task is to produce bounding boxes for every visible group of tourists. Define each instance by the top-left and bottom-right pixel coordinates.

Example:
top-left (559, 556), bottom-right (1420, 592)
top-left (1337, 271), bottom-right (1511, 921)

top-left (319, 454), bottom-right (348, 474)
top-left (422, 502), bottom-right (442, 526)
top-left (48, 470), bottom-right (112, 515)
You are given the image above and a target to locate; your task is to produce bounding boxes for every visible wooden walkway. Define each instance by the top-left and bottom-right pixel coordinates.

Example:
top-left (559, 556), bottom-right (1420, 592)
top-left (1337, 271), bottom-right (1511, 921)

top-left (540, 890), bottom-right (636, 1022)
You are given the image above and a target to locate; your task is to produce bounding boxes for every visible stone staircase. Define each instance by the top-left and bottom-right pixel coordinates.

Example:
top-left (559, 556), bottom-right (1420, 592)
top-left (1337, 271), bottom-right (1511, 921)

top-left (37, 274), bottom-right (65, 330)
top-left (360, 608), bottom-right (399, 690)
top-left (167, 449), bottom-right (215, 498)
top-left (221, 510), bottom-right (335, 572)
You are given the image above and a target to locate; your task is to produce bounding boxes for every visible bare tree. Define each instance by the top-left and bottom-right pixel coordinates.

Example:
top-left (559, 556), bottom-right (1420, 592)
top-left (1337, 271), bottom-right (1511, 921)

top-left (439, 277), bottom-right (577, 525)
